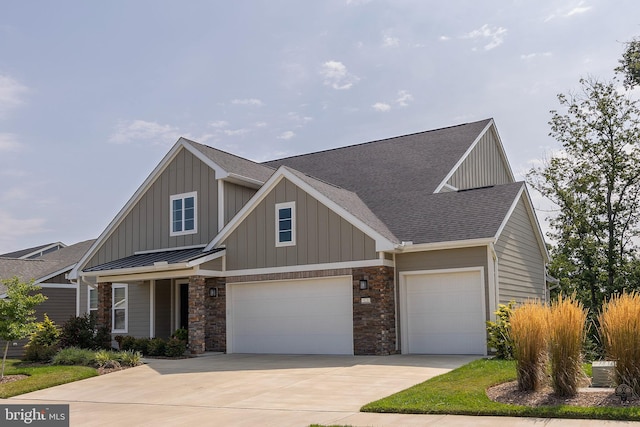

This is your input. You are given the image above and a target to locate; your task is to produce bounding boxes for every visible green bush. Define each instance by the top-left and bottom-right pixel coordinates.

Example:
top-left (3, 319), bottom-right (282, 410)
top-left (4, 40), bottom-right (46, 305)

top-left (171, 328), bottom-right (188, 342)
top-left (486, 302), bottom-right (515, 360)
top-left (165, 338), bottom-right (187, 358)
top-left (117, 335), bottom-right (136, 351)
top-left (147, 338), bottom-right (166, 356)
top-left (52, 347), bottom-right (96, 366)
top-left (24, 315), bottom-right (60, 362)
top-left (133, 337), bottom-right (150, 354)
top-left (60, 314), bottom-right (111, 350)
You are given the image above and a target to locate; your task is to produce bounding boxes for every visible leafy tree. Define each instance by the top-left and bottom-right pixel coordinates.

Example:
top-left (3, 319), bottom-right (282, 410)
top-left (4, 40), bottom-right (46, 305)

top-left (528, 77), bottom-right (640, 313)
top-left (0, 277), bottom-right (46, 377)
top-left (616, 38), bottom-right (640, 88)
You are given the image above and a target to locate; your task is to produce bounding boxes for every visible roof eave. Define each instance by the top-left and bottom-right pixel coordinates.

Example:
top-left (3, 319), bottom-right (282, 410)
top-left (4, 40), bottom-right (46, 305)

top-left (393, 238), bottom-right (495, 253)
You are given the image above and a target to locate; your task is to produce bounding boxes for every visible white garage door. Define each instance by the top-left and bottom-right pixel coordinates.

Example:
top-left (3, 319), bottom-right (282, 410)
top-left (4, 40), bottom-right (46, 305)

top-left (228, 276), bottom-right (353, 355)
top-left (402, 270), bottom-right (486, 355)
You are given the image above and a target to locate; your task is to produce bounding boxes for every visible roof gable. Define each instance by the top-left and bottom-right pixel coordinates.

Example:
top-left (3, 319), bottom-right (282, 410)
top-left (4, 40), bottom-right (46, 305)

top-left (206, 166), bottom-right (397, 252)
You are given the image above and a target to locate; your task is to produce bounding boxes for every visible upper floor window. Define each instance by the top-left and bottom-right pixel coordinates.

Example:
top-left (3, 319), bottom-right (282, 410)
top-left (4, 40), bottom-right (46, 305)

top-left (275, 202), bottom-right (296, 247)
top-left (170, 192), bottom-right (197, 236)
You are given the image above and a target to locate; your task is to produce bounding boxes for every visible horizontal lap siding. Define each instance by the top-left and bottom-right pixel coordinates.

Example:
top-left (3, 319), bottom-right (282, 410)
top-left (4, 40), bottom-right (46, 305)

top-left (225, 178), bottom-right (377, 270)
top-left (495, 196), bottom-right (545, 303)
top-left (447, 128), bottom-right (512, 190)
top-left (86, 148), bottom-right (218, 269)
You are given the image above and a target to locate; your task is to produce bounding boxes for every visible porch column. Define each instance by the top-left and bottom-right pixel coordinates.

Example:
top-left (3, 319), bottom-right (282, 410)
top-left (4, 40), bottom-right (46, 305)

top-left (97, 282), bottom-right (112, 332)
top-left (188, 275), bottom-right (206, 354)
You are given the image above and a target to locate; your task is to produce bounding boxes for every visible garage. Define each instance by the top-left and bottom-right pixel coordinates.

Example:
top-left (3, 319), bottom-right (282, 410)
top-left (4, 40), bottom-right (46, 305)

top-left (227, 276), bottom-right (354, 355)
top-left (401, 269), bottom-right (486, 355)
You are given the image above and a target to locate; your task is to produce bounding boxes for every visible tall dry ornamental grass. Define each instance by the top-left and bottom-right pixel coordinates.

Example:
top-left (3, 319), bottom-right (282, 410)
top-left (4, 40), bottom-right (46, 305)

top-left (599, 292), bottom-right (640, 394)
top-left (509, 300), bottom-right (548, 391)
top-left (548, 294), bottom-right (587, 397)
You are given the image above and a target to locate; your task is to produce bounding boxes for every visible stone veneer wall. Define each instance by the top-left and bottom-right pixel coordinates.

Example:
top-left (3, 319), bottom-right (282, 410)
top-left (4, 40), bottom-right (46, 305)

top-left (96, 282), bottom-right (112, 333)
top-left (205, 278), bottom-right (226, 352)
top-left (352, 266), bottom-right (396, 355)
top-left (188, 276), bottom-right (206, 354)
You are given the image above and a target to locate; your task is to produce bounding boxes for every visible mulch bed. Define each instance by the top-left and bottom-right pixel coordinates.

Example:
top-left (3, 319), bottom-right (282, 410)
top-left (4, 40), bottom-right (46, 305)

top-left (487, 380), bottom-right (639, 407)
top-left (0, 375), bottom-right (28, 384)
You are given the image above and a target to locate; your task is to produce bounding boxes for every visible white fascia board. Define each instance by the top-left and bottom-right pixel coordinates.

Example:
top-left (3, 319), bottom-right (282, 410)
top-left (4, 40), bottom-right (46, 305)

top-left (36, 264), bottom-right (75, 284)
top-left (394, 238), bottom-right (495, 253)
top-left (95, 267), bottom-right (223, 283)
top-left (82, 262), bottom-right (191, 279)
top-left (39, 283), bottom-right (78, 290)
top-left (224, 173), bottom-right (266, 189)
top-left (70, 138), bottom-right (230, 280)
top-left (488, 120), bottom-right (516, 182)
top-left (205, 166), bottom-right (396, 252)
top-left (186, 249), bottom-right (226, 267)
top-left (134, 244), bottom-right (207, 255)
top-left (222, 258), bottom-right (393, 278)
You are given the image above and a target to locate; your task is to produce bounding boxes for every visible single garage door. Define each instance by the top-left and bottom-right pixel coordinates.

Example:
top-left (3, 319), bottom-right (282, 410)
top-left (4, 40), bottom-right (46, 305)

top-left (402, 270), bottom-right (486, 355)
top-left (228, 276), bottom-right (353, 355)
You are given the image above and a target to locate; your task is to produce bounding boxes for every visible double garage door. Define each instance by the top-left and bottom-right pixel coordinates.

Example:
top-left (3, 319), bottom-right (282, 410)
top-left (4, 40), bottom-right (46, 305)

top-left (402, 270), bottom-right (487, 355)
top-left (228, 276), bottom-right (353, 355)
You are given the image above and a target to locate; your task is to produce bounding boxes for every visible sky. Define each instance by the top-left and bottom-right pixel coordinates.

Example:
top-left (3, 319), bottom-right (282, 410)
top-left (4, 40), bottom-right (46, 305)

top-left (0, 0), bottom-right (638, 253)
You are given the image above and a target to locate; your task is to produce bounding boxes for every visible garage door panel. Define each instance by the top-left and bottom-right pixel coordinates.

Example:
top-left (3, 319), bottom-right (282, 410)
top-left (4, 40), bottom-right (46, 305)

top-left (230, 277), bottom-right (353, 355)
top-left (404, 270), bottom-right (486, 355)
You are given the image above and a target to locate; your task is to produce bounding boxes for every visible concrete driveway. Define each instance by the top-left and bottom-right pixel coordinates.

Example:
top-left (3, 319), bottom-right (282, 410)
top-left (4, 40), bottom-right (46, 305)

top-left (9, 354), bottom-right (632, 426)
top-left (9, 353), bottom-right (474, 426)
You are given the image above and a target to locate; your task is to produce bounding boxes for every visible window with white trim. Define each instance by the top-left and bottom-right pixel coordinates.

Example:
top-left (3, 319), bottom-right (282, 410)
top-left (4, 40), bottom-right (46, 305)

top-left (88, 287), bottom-right (98, 317)
top-left (112, 284), bottom-right (128, 333)
top-left (275, 202), bottom-right (296, 247)
top-left (170, 192), bottom-right (197, 236)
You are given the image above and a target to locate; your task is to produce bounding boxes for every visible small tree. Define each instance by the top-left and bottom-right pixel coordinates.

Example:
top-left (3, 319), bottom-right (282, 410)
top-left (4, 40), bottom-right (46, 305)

top-left (0, 277), bottom-right (46, 377)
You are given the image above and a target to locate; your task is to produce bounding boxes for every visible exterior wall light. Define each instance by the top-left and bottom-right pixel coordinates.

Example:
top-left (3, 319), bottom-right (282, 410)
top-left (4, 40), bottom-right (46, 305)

top-left (209, 288), bottom-right (218, 298)
top-left (359, 279), bottom-right (368, 290)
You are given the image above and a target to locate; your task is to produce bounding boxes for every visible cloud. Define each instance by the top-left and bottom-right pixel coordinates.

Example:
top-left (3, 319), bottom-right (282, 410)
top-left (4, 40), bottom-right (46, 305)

top-left (439, 35), bottom-right (451, 41)
top-left (0, 133), bottom-right (22, 152)
top-left (209, 120), bottom-right (228, 128)
top-left (254, 121), bottom-right (268, 127)
top-left (396, 90), bottom-right (414, 107)
top-left (286, 112), bottom-right (313, 124)
top-left (0, 209), bottom-right (46, 240)
top-left (520, 52), bottom-right (552, 61)
top-left (223, 129), bottom-right (249, 136)
top-left (278, 131), bottom-right (295, 140)
top-left (231, 98), bottom-right (264, 106)
top-left (545, 1), bottom-right (592, 21)
top-left (382, 33), bottom-right (400, 48)
top-left (320, 60), bottom-right (360, 90)
top-left (372, 102), bottom-right (391, 112)
top-left (109, 120), bottom-right (182, 145)
top-left (462, 24), bottom-right (507, 50)
top-left (0, 74), bottom-right (28, 118)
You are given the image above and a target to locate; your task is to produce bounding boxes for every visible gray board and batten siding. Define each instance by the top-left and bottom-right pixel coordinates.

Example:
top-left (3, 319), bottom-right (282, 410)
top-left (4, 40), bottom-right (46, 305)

top-left (224, 178), bottom-right (377, 271)
top-left (494, 195), bottom-right (546, 303)
top-left (445, 127), bottom-right (513, 191)
top-left (224, 181), bottom-right (257, 225)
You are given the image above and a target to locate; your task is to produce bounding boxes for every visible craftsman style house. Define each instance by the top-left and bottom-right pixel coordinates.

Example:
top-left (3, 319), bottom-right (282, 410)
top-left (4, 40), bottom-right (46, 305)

top-left (70, 119), bottom-right (548, 355)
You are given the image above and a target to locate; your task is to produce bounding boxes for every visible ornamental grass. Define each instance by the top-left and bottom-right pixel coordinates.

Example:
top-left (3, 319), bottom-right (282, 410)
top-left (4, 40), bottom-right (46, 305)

top-left (599, 292), bottom-right (640, 395)
top-left (548, 294), bottom-right (587, 396)
top-left (509, 300), bottom-right (548, 391)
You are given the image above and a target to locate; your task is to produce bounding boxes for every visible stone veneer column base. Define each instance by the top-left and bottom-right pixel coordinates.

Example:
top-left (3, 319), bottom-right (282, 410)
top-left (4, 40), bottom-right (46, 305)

top-left (188, 276), bottom-right (206, 354)
top-left (205, 278), bottom-right (226, 352)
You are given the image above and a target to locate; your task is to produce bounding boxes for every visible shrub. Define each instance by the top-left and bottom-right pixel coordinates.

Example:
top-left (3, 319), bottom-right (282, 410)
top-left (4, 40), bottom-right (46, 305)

top-left (60, 314), bottom-right (111, 350)
top-left (486, 302), bottom-right (515, 360)
top-left (52, 347), bottom-right (96, 366)
top-left (94, 349), bottom-right (120, 368)
top-left (165, 338), bottom-right (187, 358)
top-left (510, 300), bottom-right (548, 391)
top-left (548, 294), bottom-right (587, 397)
top-left (120, 350), bottom-right (142, 367)
top-left (147, 338), bottom-right (166, 356)
top-left (133, 338), bottom-right (150, 355)
top-left (599, 292), bottom-right (640, 394)
top-left (24, 315), bottom-right (60, 362)
top-left (171, 328), bottom-right (188, 342)
top-left (117, 336), bottom-right (137, 351)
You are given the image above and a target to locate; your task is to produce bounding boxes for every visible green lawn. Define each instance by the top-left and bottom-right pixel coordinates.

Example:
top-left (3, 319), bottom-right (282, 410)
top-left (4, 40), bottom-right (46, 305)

top-left (0, 359), bottom-right (98, 398)
top-left (361, 358), bottom-right (640, 421)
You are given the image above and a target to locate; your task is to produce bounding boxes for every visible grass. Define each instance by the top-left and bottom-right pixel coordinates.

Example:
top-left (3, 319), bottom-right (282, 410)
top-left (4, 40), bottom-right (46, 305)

top-left (361, 358), bottom-right (640, 421)
top-left (510, 300), bottom-right (548, 391)
top-left (0, 359), bottom-right (98, 398)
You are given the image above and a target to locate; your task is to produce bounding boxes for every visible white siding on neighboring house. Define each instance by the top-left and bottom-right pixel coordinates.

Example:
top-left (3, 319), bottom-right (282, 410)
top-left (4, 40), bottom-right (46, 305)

top-left (495, 196), bottom-right (546, 303)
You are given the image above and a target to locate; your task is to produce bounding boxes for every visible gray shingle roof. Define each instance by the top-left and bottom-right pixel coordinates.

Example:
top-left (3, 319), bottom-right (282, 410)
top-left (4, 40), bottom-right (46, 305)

top-left (183, 138), bottom-right (275, 183)
top-left (83, 247), bottom-right (224, 273)
top-left (390, 182), bottom-right (524, 244)
top-left (0, 242), bottom-right (64, 259)
top-left (264, 119), bottom-right (496, 245)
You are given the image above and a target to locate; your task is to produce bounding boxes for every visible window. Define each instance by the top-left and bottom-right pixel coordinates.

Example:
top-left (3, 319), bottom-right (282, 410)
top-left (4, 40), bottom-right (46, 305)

top-left (88, 287), bottom-right (98, 317)
top-left (112, 284), bottom-right (128, 333)
top-left (275, 202), bottom-right (296, 247)
top-left (170, 192), bottom-right (197, 236)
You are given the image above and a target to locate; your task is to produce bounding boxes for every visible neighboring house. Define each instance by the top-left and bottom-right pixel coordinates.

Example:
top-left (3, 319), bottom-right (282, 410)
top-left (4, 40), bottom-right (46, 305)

top-left (0, 239), bottom-right (96, 357)
top-left (70, 118), bottom-right (548, 356)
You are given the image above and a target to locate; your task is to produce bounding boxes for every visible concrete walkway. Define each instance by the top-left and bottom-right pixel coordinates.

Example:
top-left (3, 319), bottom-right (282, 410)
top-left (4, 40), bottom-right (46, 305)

top-left (8, 354), bottom-right (633, 426)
